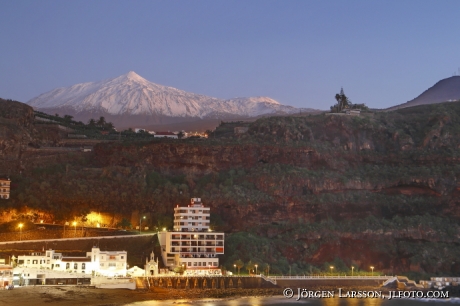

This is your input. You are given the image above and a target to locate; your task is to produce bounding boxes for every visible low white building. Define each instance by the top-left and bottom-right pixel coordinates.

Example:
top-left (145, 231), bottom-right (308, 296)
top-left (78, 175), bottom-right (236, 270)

top-left (153, 132), bottom-right (178, 139)
top-left (144, 251), bottom-right (159, 276)
top-left (17, 247), bottom-right (127, 277)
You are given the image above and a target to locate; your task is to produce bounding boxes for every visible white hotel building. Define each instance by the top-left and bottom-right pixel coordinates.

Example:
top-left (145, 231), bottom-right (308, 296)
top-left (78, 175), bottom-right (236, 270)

top-left (158, 198), bottom-right (224, 275)
top-left (17, 247), bottom-right (127, 277)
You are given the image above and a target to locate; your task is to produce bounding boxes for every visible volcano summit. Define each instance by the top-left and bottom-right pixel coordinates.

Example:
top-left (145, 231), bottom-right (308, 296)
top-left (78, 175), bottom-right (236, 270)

top-left (27, 71), bottom-right (316, 129)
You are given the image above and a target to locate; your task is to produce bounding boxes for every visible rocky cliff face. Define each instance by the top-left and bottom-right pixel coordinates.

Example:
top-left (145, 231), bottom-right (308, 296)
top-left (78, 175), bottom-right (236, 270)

top-left (2, 99), bottom-right (460, 275)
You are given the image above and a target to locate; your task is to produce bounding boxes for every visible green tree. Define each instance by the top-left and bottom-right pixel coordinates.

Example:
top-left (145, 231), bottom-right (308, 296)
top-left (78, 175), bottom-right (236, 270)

top-left (116, 218), bottom-right (132, 229)
top-left (97, 116), bottom-right (106, 126)
top-left (245, 260), bottom-right (254, 275)
top-left (234, 259), bottom-right (244, 275)
top-left (333, 87), bottom-right (351, 112)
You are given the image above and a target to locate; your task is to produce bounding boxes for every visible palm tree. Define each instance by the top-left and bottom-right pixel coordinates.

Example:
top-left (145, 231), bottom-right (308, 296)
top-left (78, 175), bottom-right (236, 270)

top-left (234, 259), bottom-right (244, 275)
top-left (105, 122), bottom-right (114, 130)
top-left (88, 119), bottom-right (96, 127)
top-left (97, 116), bottom-right (106, 126)
top-left (245, 260), bottom-right (254, 275)
top-left (63, 114), bottom-right (73, 122)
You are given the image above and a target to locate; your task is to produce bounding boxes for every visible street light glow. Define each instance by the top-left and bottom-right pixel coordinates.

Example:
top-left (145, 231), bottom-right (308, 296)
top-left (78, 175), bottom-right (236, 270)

top-left (73, 221), bottom-right (77, 237)
top-left (139, 215), bottom-right (146, 234)
top-left (18, 223), bottom-right (23, 241)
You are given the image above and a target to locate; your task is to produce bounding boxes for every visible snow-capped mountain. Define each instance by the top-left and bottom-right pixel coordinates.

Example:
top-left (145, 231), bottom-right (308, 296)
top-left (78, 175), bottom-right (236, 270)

top-left (27, 72), bottom-right (310, 123)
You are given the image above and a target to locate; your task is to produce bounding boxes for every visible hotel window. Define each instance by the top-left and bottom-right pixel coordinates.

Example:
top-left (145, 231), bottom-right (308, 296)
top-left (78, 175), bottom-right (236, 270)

top-left (100, 263), bottom-right (104, 267)
top-left (33, 260), bottom-right (38, 264)
top-left (82, 263), bottom-right (86, 269)
top-left (109, 255), bottom-right (116, 260)
top-left (108, 263), bottom-right (116, 267)
top-left (66, 263), bottom-right (70, 269)
top-left (27, 260), bottom-right (30, 264)
top-left (55, 264), bottom-right (60, 268)
top-left (74, 263), bottom-right (78, 269)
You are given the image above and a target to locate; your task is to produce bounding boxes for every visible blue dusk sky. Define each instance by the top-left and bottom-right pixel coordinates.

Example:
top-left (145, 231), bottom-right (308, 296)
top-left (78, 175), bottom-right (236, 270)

top-left (1, 0), bottom-right (459, 110)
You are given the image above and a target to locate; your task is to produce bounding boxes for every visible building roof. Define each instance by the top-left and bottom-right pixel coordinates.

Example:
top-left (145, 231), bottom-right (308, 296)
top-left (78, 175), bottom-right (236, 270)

top-left (155, 132), bottom-right (176, 135)
top-left (61, 257), bottom-right (91, 262)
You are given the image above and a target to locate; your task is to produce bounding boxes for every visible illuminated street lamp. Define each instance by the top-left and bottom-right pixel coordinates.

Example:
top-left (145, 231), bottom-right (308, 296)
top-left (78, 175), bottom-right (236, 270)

top-left (233, 264), bottom-right (236, 274)
top-left (18, 223), bottom-right (23, 241)
top-left (255, 264), bottom-right (258, 275)
top-left (73, 221), bottom-right (77, 237)
top-left (351, 266), bottom-right (354, 276)
top-left (370, 266), bottom-right (374, 276)
top-left (330, 266), bottom-right (334, 275)
top-left (139, 216), bottom-right (146, 234)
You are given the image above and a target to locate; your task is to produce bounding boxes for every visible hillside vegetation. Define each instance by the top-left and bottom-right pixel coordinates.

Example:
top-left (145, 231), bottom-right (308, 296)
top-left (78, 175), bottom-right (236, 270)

top-left (1, 99), bottom-right (460, 276)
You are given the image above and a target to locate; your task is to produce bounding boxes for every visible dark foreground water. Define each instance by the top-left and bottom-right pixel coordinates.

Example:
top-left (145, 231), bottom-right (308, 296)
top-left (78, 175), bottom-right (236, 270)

top-left (124, 296), bottom-right (460, 306)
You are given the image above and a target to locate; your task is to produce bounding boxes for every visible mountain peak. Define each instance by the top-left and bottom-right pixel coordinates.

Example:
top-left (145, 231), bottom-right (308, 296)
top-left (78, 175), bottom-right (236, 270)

top-left (27, 72), bottom-right (307, 124)
top-left (124, 71), bottom-right (143, 81)
top-left (387, 76), bottom-right (460, 110)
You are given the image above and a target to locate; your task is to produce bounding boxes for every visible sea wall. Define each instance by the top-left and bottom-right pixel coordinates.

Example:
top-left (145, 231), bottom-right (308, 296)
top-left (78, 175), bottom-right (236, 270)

top-left (146, 276), bottom-right (277, 289)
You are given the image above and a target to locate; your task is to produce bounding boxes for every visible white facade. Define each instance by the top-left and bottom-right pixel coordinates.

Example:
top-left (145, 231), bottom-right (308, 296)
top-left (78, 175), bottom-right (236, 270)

top-left (0, 178), bottom-right (10, 200)
top-left (153, 132), bottom-right (178, 139)
top-left (17, 247), bottom-right (127, 277)
top-left (173, 198), bottom-right (210, 232)
top-left (158, 198), bottom-right (224, 275)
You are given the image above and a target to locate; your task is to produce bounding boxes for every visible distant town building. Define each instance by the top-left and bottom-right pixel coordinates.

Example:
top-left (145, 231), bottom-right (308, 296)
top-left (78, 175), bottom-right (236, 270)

top-left (17, 247), bottom-right (127, 277)
top-left (234, 127), bottom-right (249, 134)
top-left (0, 264), bottom-right (13, 287)
top-left (158, 198), bottom-right (224, 276)
top-left (345, 109), bottom-right (361, 116)
top-left (134, 128), bottom-right (146, 133)
top-left (0, 178), bottom-right (10, 200)
top-left (153, 132), bottom-right (178, 139)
